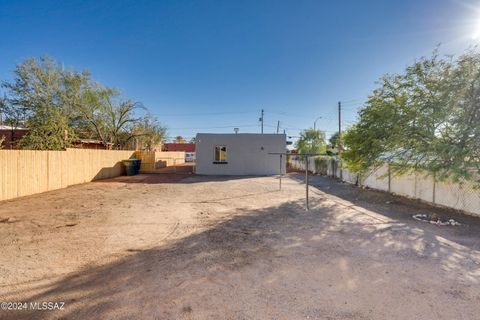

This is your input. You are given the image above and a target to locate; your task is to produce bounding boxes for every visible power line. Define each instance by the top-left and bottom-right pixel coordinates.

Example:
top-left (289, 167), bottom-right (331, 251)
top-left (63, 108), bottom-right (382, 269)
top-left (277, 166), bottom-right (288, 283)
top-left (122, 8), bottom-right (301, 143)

top-left (169, 124), bottom-right (260, 130)
top-left (341, 99), bottom-right (364, 105)
top-left (341, 104), bottom-right (363, 109)
top-left (151, 110), bottom-right (257, 117)
top-left (263, 110), bottom-right (316, 119)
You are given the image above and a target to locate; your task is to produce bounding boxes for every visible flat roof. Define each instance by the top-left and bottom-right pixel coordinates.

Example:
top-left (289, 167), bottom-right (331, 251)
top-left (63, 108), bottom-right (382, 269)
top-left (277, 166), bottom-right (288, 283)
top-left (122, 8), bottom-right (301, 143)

top-left (0, 125), bottom-right (28, 130)
top-left (196, 133), bottom-right (285, 136)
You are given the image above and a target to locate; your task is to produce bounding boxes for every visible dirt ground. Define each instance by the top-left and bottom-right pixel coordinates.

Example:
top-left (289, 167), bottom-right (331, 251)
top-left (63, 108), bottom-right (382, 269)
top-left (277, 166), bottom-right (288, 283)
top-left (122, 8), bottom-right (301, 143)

top-left (0, 172), bottom-right (479, 319)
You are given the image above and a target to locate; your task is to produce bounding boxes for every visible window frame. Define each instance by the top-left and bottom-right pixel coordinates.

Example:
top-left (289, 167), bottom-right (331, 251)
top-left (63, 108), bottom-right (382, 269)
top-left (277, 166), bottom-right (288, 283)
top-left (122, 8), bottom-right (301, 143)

top-left (213, 145), bottom-right (228, 164)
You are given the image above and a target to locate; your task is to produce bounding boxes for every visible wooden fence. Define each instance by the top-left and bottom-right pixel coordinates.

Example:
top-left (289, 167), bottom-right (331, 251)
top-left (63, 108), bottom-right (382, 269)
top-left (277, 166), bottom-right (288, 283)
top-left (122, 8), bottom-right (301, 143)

top-left (134, 151), bottom-right (185, 172)
top-left (0, 148), bottom-right (135, 202)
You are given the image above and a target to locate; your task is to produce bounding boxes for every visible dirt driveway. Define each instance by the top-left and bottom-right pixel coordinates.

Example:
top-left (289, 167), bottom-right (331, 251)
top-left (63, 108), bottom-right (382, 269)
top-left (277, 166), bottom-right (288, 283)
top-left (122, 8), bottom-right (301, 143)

top-left (0, 173), bottom-right (479, 319)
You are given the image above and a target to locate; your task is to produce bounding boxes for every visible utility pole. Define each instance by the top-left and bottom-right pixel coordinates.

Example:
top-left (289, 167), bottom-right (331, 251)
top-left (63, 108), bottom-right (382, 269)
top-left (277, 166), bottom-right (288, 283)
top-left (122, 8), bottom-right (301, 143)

top-left (259, 109), bottom-right (264, 134)
top-left (338, 101), bottom-right (342, 150)
top-left (314, 116), bottom-right (322, 131)
top-left (276, 120), bottom-right (280, 134)
top-left (305, 156), bottom-right (309, 210)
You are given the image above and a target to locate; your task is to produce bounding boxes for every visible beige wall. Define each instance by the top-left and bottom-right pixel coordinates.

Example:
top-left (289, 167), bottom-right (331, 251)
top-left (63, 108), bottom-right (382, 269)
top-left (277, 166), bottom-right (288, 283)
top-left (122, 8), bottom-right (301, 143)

top-left (0, 148), bottom-right (135, 202)
top-left (135, 151), bottom-right (185, 172)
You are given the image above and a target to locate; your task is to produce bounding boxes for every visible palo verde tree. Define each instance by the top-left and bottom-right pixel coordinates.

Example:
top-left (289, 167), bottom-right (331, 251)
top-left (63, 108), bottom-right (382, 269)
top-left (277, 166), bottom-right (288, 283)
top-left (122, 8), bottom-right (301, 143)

top-left (76, 84), bottom-right (167, 150)
top-left (1, 57), bottom-right (89, 149)
top-left (295, 128), bottom-right (327, 156)
top-left (1, 56), bottom-right (167, 150)
top-left (342, 48), bottom-right (480, 183)
top-left (130, 114), bottom-right (167, 151)
top-left (78, 85), bottom-right (142, 149)
top-left (174, 136), bottom-right (186, 143)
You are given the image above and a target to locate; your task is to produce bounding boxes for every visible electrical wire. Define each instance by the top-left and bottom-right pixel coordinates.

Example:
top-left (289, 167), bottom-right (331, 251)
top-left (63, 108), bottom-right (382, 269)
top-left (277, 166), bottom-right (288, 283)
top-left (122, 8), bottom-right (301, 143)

top-left (151, 110), bottom-right (258, 117)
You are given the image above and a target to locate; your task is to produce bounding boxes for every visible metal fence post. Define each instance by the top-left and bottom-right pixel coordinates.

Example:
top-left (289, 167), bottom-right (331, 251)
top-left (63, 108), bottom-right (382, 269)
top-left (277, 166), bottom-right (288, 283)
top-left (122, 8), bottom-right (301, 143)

top-left (339, 159), bottom-right (343, 180)
top-left (414, 170), bottom-right (418, 198)
top-left (388, 163), bottom-right (391, 193)
top-left (305, 156), bottom-right (309, 210)
top-left (279, 154), bottom-right (283, 190)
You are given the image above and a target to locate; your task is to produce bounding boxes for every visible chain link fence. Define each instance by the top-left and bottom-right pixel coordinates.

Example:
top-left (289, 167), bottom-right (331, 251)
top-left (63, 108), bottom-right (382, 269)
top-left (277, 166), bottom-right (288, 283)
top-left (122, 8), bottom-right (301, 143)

top-left (287, 155), bottom-right (480, 216)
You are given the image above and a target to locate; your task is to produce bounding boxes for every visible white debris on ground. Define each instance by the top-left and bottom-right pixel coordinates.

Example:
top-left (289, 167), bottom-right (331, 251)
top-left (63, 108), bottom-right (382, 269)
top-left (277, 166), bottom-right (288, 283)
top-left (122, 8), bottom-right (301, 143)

top-left (412, 214), bottom-right (461, 226)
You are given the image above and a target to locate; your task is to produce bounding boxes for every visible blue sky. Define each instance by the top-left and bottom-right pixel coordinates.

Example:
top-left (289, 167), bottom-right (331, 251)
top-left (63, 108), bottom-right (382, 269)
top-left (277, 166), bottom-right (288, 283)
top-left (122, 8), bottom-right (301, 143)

top-left (1, 0), bottom-right (479, 142)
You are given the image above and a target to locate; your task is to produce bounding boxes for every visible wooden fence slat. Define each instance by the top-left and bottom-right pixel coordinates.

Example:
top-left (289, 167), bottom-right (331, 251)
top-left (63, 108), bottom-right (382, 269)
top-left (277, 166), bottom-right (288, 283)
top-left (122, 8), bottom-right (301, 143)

top-left (0, 149), bottom-right (186, 201)
top-left (0, 149), bottom-right (136, 201)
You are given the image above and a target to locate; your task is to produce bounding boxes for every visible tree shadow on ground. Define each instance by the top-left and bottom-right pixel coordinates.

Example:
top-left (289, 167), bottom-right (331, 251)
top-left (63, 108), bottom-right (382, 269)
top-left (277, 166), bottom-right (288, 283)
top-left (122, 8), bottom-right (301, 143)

top-left (3, 193), bottom-right (480, 319)
top-left (290, 173), bottom-right (480, 251)
top-left (99, 174), bottom-right (277, 185)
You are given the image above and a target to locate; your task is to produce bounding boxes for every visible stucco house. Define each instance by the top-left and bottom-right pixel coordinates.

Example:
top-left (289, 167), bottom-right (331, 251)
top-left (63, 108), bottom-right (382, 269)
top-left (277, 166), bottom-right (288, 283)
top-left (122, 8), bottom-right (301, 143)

top-left (195, 133), bottom-right (286, 175)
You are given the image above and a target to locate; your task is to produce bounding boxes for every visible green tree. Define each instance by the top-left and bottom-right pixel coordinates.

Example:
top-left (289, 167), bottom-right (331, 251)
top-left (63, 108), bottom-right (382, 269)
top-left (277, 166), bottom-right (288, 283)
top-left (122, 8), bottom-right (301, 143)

top-left (76, 85), bottom-right (147, 149)
top-left (131, 114), bottom-right (167, 151)
top-left (2, 86), bottom-right (27, 133)
top-left (1, 57), bottom-right (87, 149)
top-left (342, 48), bottom-right (480, 183)
top-left (174, 136), bottom-right (186, 143)
top-left (328, 132), bottom-right (341, 148)
top-left (2, 56), bottom-right (166, 150)
top-left (295, 128), bottom-right (326, 155)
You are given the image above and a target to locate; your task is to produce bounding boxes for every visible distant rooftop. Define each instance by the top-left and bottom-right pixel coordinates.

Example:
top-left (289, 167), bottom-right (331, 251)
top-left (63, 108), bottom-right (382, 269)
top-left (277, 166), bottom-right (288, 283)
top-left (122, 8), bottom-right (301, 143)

top-left (0, 125), bottom-right (28, 130)
top-left (196, 133), bottom-right (285, 136)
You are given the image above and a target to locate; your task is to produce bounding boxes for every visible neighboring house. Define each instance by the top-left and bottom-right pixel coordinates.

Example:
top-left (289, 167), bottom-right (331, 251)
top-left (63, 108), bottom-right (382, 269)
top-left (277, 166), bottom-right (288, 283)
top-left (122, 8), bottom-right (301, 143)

top-left (72, 139), bottom-right (111, 150)
top-left (163, 143), bottom-right (195, 152)
top-left (0, 125), bottom-right (29, 149)
top-left (0, 128), bottom-right (117, 150)
top-left (195, 133), bottom-right (286, 175)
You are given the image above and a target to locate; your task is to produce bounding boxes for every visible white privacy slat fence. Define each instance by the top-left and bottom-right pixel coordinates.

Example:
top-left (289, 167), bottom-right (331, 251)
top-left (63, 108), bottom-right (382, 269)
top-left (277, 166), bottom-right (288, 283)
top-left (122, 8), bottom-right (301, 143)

top-left (288, 156), bottom-right (480, 217)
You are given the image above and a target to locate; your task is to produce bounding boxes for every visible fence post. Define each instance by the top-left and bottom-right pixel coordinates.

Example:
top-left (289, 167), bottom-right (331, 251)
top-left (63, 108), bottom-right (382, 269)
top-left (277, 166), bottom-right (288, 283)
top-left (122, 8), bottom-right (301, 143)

top-left (279, 154), bottom-right (283, 190)
top-left (339, 159), bottom-right (343, 181)
top-left (330, 159), bottom-right (334, 178)
top-left (305, 156), bottom-right (309, 210)
top-left (432, 171), bottom-right (436, 204)
top-left (388, 163), bottom-right (391, 193)
top-left (414, 170), bottom-right (418, 198)
top-left (333, 159), bottom-right (336, 178)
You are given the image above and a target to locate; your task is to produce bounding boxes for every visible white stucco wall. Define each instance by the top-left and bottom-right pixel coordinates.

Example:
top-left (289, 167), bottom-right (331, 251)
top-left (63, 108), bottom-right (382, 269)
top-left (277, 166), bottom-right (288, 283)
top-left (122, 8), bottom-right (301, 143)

top-left (195, 133), bottom-right (286, 175)
top-left (415, 173), bottom-right (435, 203)
top-left (435, 179), bottom-right (480, 214)
top-left (390, 172), bottom-right (416, 198)
top-left (361, 165), bottom-right (389, 192)
top-left (289, 157), bottom-right (480, 216)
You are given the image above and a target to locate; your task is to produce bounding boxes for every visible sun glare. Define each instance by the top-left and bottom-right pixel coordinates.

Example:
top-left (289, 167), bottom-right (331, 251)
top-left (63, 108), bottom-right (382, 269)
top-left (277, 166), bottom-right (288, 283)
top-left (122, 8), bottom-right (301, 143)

top-left (472, 17), bottom-right (480, 39)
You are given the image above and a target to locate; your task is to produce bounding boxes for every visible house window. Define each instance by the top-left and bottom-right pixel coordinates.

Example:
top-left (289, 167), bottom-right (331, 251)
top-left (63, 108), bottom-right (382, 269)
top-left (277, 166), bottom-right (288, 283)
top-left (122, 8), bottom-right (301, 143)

top-left (214, 145), bottom-right (227, 163)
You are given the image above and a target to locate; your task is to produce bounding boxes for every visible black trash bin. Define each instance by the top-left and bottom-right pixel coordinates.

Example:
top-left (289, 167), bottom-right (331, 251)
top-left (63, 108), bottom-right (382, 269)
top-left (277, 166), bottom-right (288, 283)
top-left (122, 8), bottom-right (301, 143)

top-left (122, 159), bottom-right (136, 176)
top-left (133, 159), bottom-right (142, 174)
